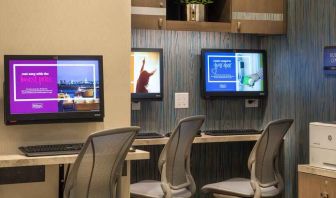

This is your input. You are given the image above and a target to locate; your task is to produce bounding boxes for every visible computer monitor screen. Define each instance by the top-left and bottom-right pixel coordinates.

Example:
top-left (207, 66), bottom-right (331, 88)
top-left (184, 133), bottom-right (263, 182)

top-left (4, 55), bottom-right (104, 125)
top-left (201, 49), bottom-right (267, 98)
top-left (324, 46), bottom-right (336, 73)
top-left (130, 48), bottom-right (163, 100)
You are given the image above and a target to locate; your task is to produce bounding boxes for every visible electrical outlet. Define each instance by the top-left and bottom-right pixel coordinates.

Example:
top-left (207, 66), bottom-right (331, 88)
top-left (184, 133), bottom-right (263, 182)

top-left (175, 93), bottom-right (189, 109)
top-left (245, 99), bottom-right (259, 108)
top-left (131, 102), bottom-right (141, 111)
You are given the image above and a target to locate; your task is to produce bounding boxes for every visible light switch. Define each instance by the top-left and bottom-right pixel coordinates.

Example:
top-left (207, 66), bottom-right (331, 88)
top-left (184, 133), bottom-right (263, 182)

top-left (131, 102), bottom-right (141, 111)
top-left (175, 93), bottom-right (189, 109)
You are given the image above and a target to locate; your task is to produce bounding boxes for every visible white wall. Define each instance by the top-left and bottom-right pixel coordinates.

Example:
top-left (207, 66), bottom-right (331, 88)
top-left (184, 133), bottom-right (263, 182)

top-left (0, 0), bottom-right (130, 197)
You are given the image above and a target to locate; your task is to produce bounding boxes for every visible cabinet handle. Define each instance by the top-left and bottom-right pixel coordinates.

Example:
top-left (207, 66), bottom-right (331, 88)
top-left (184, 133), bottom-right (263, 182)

top-left (158, 18), bottom-right (163, 29)
top-left (237, 21), bottom-right (241, 32)
top-left (321, 192), bottom-right (329, 198)
top-left (160, 2), bottom-right (164, 7)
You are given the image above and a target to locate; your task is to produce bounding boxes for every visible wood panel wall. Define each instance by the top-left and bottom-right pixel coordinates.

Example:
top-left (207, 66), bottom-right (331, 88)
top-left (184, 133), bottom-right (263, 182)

top-left (131, 30), bottom-right (263, 132)
top-left (131, 0), bottom-right (336, 197)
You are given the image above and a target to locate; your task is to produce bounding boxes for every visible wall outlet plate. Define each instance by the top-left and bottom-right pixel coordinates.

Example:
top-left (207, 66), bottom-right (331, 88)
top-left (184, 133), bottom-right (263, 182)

top-left (175, 93), bottom-right (189, 109)
top-left (245, 99), bottom-right (259, 108)
top-left (131, 102), bottom-right (141, 111)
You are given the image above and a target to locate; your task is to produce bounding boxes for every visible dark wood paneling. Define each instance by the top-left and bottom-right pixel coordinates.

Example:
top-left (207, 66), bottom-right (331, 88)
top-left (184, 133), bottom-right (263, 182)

top-left (131, 30), bottom-right (262, 133)
top-left (131, 29), bottom-right (263, 198)
top-left (131, 0), bottom-right (336, 197)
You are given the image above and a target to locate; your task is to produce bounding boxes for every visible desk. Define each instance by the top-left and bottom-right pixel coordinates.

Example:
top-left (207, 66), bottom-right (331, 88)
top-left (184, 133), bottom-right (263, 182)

top-left (298, 165), bottom-right (336, 198)
top-left (0, 150), bottom-right (150, 198)
top-left (133, 133), bottom-right (261, 146)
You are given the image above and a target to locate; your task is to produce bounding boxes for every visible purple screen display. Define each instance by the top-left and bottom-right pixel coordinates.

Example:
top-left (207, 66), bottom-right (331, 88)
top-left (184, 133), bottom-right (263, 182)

top-left (9, 59), bottom-right (100, 115)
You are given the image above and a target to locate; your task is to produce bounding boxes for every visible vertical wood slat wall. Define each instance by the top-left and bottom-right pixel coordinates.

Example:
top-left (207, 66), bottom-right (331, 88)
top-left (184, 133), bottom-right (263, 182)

top-left (131, 0), bottom-right (336, 197)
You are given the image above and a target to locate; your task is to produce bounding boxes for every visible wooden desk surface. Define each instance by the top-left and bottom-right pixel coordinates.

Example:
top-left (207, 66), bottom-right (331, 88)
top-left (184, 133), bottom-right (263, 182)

top-left (0, 149), bottom-right (150, 168)
top-left (133, 133), bottom-right (261, 146)
top-left (298, 164), bottom-right (336, 179)
top-left (0, 134), bottom-right (260, 167)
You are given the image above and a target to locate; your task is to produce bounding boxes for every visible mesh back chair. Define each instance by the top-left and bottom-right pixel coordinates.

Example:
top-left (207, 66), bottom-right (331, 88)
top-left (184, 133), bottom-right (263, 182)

top-left (202, 119), bottom-right (293, 198)
top-left (130, 115), bottom-right (205, 198)
top-left (63, 127), bottom-right (140, 198)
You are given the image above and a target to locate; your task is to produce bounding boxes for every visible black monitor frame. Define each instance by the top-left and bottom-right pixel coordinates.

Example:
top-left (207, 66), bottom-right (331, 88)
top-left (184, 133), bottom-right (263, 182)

top-left (4, 55), bottom-right (105, 125)
top-left (131, 48), bottom-right (164, 101)
top-left (201, 49), bottom-right (268, 98)
top-left (324, 46), bottom-right (336, 70)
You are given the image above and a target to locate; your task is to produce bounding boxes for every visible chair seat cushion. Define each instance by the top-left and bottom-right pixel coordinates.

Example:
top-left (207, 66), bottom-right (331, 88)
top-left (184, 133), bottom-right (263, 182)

top-left (201, 178), bottom-right (280, 197)
top-left (131, 180), bottom-right (192, 198)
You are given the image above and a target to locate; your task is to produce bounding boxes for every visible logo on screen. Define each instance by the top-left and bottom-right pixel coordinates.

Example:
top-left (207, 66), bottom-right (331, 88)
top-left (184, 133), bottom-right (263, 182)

top-left (32, 103), bottom-right (44, 109)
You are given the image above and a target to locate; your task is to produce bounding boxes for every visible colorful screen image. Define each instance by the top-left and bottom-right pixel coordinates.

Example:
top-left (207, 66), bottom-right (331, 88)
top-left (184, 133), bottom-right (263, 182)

top-left (203, 51), bottom-right (266, 93)
top-left (9, 59), bottom-right (101, 115)
top-left (130, 51), bottom-right (161, 94)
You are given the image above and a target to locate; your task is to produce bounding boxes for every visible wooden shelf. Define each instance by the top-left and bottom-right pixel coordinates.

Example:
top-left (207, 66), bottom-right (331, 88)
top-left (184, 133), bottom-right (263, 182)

top-left (298, 165), bottom-right (336, 179)
top-left (166, 20), bottom-right (231, 33)
top-left (0, 150), bottom-right (150, 168)
top-left (133, 133), bottom-right (260, 146)
top-left (132, 0), bottom-right (286, 34)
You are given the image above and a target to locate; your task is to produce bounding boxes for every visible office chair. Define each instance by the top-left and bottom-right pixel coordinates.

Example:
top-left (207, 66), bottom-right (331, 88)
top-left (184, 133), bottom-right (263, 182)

top-left (63, 127), bottom-right (140, 198)
top-left (202, 119), bottom-right (294, 198)
top-left (130, 115), bottom-right (205, 198)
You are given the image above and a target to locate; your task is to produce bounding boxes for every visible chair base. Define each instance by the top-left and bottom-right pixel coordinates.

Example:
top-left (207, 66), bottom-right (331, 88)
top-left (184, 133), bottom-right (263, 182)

top-left (130, 180), bottom-right (192, 198)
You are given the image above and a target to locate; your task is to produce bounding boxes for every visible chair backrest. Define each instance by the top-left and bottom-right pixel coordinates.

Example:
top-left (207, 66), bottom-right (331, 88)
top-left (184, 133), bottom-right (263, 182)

top-left (64, 127), bottom-right (140, 198)
top-left (248, 119), bottom-right (293, 188)
top-left (158, 115), bottom-right (205, 194)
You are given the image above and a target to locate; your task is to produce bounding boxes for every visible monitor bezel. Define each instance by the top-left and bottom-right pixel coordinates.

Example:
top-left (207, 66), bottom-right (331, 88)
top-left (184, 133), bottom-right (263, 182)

top-left (131, 48), bottom-right (164, 101)
top-left (201, 49), bottom-right (268, 98)
top-left (4, 55), bottom-right (105, 125)
top-left (324, 46), bottom-right (336, 69)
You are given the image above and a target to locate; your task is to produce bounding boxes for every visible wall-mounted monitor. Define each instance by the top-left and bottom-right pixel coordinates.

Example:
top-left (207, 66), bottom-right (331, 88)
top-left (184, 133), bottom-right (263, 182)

top-left (324, 46), bottom-right (336, 74)
top-left (130, 48), bottom-right (163, 101)
top-left (4, 55), bottom-right (104, 125)
top-left (201, 49), bottom-right (267, 98)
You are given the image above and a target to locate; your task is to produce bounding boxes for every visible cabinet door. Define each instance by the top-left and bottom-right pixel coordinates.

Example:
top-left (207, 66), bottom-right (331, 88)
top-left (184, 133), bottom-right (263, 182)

top-left (299, 173), bottom-right (323, 198)
top-left (231, 0), bottom-right (286, 34)
top-left (326, 176), bottom-right (336, 198)
top-left (131, 0), bottom-right (166, 30)
top-left (299, 172), bottom-right (336, 198)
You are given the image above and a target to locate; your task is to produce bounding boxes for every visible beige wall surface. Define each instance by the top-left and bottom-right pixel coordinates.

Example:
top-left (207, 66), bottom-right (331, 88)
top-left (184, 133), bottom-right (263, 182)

top-left (0, 0), bottom-right (130, 197)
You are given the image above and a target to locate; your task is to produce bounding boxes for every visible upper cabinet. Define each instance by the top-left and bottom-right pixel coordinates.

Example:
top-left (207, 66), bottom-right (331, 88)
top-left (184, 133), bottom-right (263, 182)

top-left (131, 0), bottom-right (287, 35)
top-left (230, 0), bottom-right (286, 34)
top-left (131, 0), bottom-right (166, 30)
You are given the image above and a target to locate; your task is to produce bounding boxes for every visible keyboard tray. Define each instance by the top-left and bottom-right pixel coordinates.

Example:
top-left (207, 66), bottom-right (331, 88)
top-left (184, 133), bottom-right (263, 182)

top-left (135, 132), bottom-right (164, 139)
top-left (204, 129), bottom-right (261, 136)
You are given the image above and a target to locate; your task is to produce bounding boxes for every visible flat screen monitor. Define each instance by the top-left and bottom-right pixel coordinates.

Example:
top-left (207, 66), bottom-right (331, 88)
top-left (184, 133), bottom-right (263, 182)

top-left (324, 46), bottom-right (336, 74)
top-left (4, 55), bottom-right (104, 125)
top-left (130, 48), bottom-right (163, 101)
top-left (201, 49), bottom-right (267, 98)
